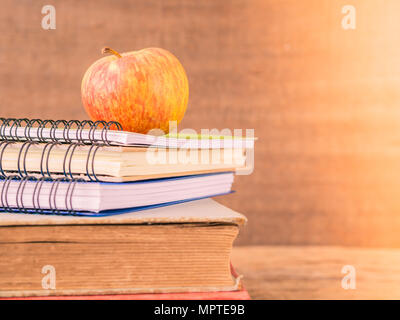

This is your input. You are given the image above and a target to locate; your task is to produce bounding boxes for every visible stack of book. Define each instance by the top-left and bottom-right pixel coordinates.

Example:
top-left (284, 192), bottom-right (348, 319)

top-left (0, 118), bottom-right (254, 300)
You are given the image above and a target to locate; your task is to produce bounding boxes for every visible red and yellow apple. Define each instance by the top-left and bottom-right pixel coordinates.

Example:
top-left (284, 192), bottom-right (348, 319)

top-left (81, 47), bottom-right (189, 133)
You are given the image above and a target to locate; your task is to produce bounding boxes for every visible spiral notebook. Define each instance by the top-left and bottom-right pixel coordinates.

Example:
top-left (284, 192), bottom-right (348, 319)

top-left (0, 172), bottom-right (234, 216)
top-left (0, 118), bottom-right (255, 149)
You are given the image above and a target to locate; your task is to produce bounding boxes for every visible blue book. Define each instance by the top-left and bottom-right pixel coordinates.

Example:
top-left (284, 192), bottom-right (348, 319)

top-left (0, 172), bottom-right (234, 216)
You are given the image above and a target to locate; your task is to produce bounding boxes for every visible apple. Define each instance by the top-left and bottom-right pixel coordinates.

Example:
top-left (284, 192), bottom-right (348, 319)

top-left (81, 47), bottom-right (189, 133)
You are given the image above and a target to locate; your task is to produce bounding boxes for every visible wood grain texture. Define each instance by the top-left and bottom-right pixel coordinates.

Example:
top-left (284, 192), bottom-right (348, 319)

top-left (232, 246), bottom-right (400, 299)
top-left (1, 0), bottom-right (400, 246)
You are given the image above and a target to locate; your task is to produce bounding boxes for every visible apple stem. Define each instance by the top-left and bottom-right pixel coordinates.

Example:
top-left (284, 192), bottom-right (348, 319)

top-left (102, 47), bottom-right (122, 58)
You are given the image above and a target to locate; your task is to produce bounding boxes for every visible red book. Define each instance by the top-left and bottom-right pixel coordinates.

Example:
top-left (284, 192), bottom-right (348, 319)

top-left (1, 288), bottom-right (250, 300)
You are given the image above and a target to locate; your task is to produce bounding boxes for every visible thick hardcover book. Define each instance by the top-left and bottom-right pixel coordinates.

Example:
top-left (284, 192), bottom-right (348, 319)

top-left (0, 199), bottom-right (247, 298)
top-left (0, 142), bottom-right (247, 182)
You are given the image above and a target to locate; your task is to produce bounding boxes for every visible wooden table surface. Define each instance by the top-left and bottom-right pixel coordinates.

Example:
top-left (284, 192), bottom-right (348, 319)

top-left (231, 246), bottom-right (400, 300)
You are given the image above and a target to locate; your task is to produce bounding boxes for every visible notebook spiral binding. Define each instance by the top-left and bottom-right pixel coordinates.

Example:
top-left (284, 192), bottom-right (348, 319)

top-left (0, 175), bottom-right (85, 215)
top-left (0, 118), bottom-right (123, 214)
top-left (0, 118), bottom-right (123, 144)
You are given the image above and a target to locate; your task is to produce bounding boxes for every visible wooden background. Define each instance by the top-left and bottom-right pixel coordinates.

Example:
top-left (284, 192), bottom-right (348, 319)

top-left (1, 0), bottom-right (400, 246)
